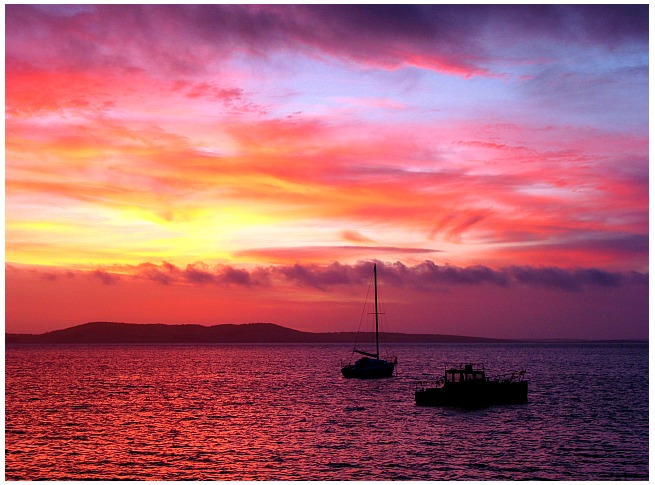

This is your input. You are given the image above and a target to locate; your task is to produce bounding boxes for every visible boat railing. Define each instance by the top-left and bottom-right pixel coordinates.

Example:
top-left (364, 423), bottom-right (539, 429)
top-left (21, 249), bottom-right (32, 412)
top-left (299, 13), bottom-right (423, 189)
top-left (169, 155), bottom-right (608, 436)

top-left (445, 362), bottom-right (485, 372)
top-left (488, 369), bottom-right (527, 383)
top-left (414, 378), bottom-right (444, 391)
top-left (383, 354), bottom-right (398, 364)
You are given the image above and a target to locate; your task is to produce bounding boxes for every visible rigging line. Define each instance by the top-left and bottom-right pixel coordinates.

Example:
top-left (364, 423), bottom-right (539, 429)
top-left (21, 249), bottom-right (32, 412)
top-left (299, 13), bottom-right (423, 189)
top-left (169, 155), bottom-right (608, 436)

top-left (352, 272), bottom-right (374, 355)
top-left (377, 272), bottom-right (396, 359)
top-left (377, 285), bottom-right (393, 354)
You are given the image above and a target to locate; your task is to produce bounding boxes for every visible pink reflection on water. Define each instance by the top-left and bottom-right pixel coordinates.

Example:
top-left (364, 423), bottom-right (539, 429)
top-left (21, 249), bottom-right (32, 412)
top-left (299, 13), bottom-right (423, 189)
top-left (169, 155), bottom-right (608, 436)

top-left (5, 344), bottom-right (649, 480)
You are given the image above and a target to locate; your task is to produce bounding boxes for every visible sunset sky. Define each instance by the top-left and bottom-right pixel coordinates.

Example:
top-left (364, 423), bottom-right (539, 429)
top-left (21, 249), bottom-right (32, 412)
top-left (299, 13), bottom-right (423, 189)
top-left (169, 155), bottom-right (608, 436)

top-left (5, 5), bottom-right (649, 339)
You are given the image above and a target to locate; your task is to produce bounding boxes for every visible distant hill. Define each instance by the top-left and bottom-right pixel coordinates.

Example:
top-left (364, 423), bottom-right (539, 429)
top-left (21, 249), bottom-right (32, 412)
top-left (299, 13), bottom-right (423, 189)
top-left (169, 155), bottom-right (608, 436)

top-left (5, 321), bottom-right (510, 344)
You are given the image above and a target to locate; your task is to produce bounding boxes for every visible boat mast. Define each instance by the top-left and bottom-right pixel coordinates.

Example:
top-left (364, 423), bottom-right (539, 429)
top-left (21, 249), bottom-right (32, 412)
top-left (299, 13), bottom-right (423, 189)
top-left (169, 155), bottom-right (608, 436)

top-left (374, 263), bottom-right (379, 359)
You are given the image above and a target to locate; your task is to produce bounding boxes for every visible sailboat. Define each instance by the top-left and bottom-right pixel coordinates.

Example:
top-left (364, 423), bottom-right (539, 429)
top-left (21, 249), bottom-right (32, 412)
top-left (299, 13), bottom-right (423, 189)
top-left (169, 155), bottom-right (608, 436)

top-left (341, 263), bottom-right (397, 378)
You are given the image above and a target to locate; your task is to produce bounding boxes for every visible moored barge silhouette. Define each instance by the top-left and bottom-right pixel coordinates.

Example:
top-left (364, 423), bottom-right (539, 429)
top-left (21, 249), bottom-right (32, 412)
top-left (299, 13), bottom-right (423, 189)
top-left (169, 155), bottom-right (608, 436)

top-left (415, 363), bottom-right (528, 408)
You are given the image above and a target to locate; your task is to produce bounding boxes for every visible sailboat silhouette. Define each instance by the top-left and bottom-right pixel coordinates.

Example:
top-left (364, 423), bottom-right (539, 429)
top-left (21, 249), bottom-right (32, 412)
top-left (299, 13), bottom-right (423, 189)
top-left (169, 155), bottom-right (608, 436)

top-left (341, 263), bottom-right (397, 378)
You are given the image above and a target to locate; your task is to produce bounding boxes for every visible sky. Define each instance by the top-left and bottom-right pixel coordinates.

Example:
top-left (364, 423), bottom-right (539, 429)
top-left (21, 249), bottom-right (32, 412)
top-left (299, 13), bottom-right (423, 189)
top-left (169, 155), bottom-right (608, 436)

top-left (4, 4), bottom-right (649, 339)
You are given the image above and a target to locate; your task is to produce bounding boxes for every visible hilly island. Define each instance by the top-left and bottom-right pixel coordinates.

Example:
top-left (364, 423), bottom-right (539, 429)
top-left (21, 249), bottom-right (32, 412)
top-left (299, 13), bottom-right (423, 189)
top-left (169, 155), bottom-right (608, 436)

top-left (6, 321), bottom-right (514, 344)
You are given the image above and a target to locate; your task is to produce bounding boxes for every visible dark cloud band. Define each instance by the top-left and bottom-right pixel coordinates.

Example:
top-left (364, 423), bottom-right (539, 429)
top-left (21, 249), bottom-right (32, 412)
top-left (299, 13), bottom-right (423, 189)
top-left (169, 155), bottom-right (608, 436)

top-left (61, 260), bottom-right (648, 292)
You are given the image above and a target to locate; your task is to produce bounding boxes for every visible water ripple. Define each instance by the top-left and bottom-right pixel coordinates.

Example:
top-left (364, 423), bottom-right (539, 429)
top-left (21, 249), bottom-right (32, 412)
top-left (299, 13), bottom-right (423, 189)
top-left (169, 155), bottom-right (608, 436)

top-left (5, 343), bottom-right (648, 480)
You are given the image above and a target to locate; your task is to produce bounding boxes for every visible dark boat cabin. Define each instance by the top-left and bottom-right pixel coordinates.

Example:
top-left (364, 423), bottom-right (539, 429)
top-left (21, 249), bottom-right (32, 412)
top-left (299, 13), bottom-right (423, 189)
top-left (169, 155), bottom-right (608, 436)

top-left (416, 362), bottom-right (528, 407)
top-left (445, 364), bottom-right (486, 384)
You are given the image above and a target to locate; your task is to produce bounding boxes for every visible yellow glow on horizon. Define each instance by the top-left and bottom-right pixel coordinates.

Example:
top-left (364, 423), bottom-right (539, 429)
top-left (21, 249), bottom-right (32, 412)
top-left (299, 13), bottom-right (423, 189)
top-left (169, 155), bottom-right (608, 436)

top-left (5, 197), bottom-right (291, 268)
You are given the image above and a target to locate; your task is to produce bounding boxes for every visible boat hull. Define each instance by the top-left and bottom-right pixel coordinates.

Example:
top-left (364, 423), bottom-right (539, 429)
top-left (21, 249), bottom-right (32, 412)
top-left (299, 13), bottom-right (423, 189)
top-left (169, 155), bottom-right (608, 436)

top-left (415, 381), bottom-right (528, 408)
top-left (341, 357), bottom-right (396, 379)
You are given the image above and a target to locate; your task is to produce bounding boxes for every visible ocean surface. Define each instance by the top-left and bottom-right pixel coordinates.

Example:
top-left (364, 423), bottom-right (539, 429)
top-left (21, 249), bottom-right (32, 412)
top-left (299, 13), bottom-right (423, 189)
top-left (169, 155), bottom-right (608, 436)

top-left (5, 343), bottom-right (648, 480)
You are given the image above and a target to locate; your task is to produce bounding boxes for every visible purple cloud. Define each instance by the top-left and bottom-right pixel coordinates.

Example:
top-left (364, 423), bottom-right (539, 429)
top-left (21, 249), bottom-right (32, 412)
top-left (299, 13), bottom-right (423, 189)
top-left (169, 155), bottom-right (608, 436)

top-left (218, 266), bottom-right (253, 286)
top-left (10, 261), bottom-right (648, 293)
top-left (182, 263), bottom-right (217, 284)
top-left (144, 260), bottom-right (647, 292)
top-left (6, 5), bottom-right (647, 77)
top-left (91, 269), bottom-right (118, 285)
top-left (510, 266), bottom-right (621, 291)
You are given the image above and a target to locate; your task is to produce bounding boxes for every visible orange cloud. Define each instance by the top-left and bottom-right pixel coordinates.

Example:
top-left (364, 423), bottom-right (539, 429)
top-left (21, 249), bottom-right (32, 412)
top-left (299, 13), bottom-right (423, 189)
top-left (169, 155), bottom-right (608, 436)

top-left (340, 230), bottom-right (375, 244)
top-left (5, 5), bottom-right (647, 278)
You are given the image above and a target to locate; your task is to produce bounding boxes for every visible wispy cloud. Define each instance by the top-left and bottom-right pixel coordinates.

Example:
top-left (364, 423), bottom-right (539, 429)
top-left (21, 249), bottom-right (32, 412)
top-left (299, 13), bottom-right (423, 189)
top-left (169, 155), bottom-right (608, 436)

top-left (6, 5), bottom-right (647, 78)
top-left (236, 246), bottom-right (439, 265)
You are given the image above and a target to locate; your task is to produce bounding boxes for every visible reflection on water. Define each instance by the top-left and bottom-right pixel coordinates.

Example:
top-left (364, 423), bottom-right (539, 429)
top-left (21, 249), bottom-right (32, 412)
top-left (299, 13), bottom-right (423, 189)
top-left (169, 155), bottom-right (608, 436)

top-left (5, 343), bottom-right (648, 480)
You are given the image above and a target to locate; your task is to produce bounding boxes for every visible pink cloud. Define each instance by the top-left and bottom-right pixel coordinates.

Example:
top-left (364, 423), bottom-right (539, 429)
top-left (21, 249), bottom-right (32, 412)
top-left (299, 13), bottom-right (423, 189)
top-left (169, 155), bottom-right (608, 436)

top-left (7, 5), bottom-right (646, 79)
top-left (334, 97), bottom-right (407, 111)
top-left (5, 3), bottom-right (647, 324)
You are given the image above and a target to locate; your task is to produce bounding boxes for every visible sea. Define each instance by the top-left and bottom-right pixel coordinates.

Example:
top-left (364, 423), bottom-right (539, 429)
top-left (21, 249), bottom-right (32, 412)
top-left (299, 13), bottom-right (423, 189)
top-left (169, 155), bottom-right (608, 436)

top-left (5, 342), bottom-right (649, 480)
